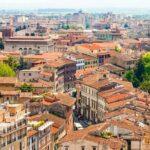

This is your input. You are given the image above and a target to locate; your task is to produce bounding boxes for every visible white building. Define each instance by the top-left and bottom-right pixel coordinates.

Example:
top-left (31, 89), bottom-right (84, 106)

top-left (19, 69), bottom-right (41, 82)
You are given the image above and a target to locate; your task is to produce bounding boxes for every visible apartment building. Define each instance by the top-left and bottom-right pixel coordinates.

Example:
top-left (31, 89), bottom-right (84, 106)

top-left (93, 29), bottom-right (122, 41)
top-left (93, 21), bottom-right (110, 30)
top-left (74, 43), bottom-right (112, 65)
top-left (42, 93), bottom-right (75, 134)
top-left (0, 90), bottom-right (20, 103)
top-left (27, 121), bottom-right (53, 150)
top-left (110, 52), bottom-right (139, 69)
top-left (120, 39), bottom-right (141, 50)
top-left (64, 52), bottom-right (98, 70)
top-left (19, 69), bottom-right (41, 82)
top-left (59, 118), bottom-right (150, 150)
top-left (0, 103), bottom-right (28, 150)
top-left (59, 122), bottom-right (124, 150)
top-left (76, 70), bottom-right (111, 123)
top-left (55, 29), bottom-right (89, 46)
top-left (76, 68), bottom-right (140, 123)
top-left (0, 77), bottom-right (18, 91)
top-left (42, 58), bottom-right (76, 92)
top-left (23, 52), bottom-right (63, 65)
top-left (28, 113), bottom-right (67, 150)
top-left (4, 36), bottom-right (54, 53)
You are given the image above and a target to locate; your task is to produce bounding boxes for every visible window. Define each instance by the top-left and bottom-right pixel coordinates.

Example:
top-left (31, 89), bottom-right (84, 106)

top-left (10, 113), bottom-right (15, 116)
top-left (92, 146), bottom-right (97, 150)
top-left (19, 142), bottom-right (22, 150)
top-left (89, 88), bottom-right (90, 94)
top-left (64, 146), bottom-right (69, 150)
top-left (29, 73), bottom-right (31, 76)
top-left (81, 146), bottom-right (85, 150)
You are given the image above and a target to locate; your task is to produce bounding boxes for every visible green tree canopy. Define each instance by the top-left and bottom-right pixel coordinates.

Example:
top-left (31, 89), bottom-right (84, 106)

top-left (31, 32), bottom-right (35, 36)
top-left (19, 57), bottom-right (28, 70)
top-left (86, 22), bottom-right (90, 29)
top-left (124, 70), bottom-right (134, 82)
top-left (4, 56), bottom-right (20, 72)
top-left (62, 23), bottom-right (70, 30)
top-left (115, 45), bottom-right (122, 53)
top-left (140, 80), bottom-right (150, 93)
top-left (0, 62), bottom-right (15, 77)
top-left (0, 40), bottom-right (4, 49)
top-left (124, 52), bottom-right (150, 93)
top-left (20, 83), bottom-right (34, 92)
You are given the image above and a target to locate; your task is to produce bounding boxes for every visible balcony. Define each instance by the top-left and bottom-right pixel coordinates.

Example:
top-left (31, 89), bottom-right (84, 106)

top-left (39, 130), bottom-right (50, 140)
top-left (0, 124), bottom-right (27, 137)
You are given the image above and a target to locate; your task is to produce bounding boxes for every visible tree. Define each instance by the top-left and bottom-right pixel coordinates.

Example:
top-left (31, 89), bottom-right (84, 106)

top-left (124, 52), bottom-right (150, 93)
top-left (86, 22), bottom-right (90, 29)
top-left (62, 23), bottom-right (70, 30)
top-left (31, 32), bottom-right (35, 36)
top-left (115, 45), bottom-right (122, 53)
top-left (132, 77), bottom-right (140, 88)
top-left (124, 70), bottom-right (134, 82)
top-left (0, 63), bottom-right (15, 77)
top-left (105, 24), bottom-right (110, 29)
top-left (20, 83), bottom-right (34, 92)
top-left (140, 80), bottom-right (150, 93)
top-left (19, 57), bottom-right (28, 70)
top-left (0, 40), bottom-right (4, 49)
top-left (124, 23), bottom-right (129, 28)
top-left (23, 25), bottom-right (26, 29)
top-left (134, 59), bottom-right (145, 82)
top-left (4, 56), bottom-right (20, 72)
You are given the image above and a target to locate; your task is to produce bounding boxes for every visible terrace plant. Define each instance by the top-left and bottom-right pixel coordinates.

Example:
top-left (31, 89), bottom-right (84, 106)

top-left (0, 62), bottom-right (16, 77)
top-left (94, 131), bottom-right (113, 139)
top-left (20, 83), bottom-right (34, 92)
top-left (33, 121), bottom-right (45, 129)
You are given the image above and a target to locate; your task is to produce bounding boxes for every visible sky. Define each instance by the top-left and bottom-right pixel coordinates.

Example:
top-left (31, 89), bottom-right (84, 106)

top-left (0, 0), bottom-right (150, 9)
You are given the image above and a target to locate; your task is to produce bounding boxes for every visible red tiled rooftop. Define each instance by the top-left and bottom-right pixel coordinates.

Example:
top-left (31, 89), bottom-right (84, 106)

top-left (46, 58), bottom-right (75, 68)
top-left (51, 126), bottom-right (59, 135)
top-left (105, 93), bottom-right (131, 104)
top-left (55, 93), bottom-right (76, 107)
top-left (75, 67), bottom-right (98, 79)
top-left (27, 130), bottom-right (37, 137)
top-left (81, 42), bottom-right (116, 51)
top-left (0, 90), bottom-right (19, 96)
top-left (0, 77), bottom-right (17, 84)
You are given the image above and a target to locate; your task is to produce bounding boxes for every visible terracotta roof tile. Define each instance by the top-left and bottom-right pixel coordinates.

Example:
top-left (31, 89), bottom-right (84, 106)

top-left (27, 130), bottom-right (37, 137)
top-left (0, 77), bottom-right (17, 84)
